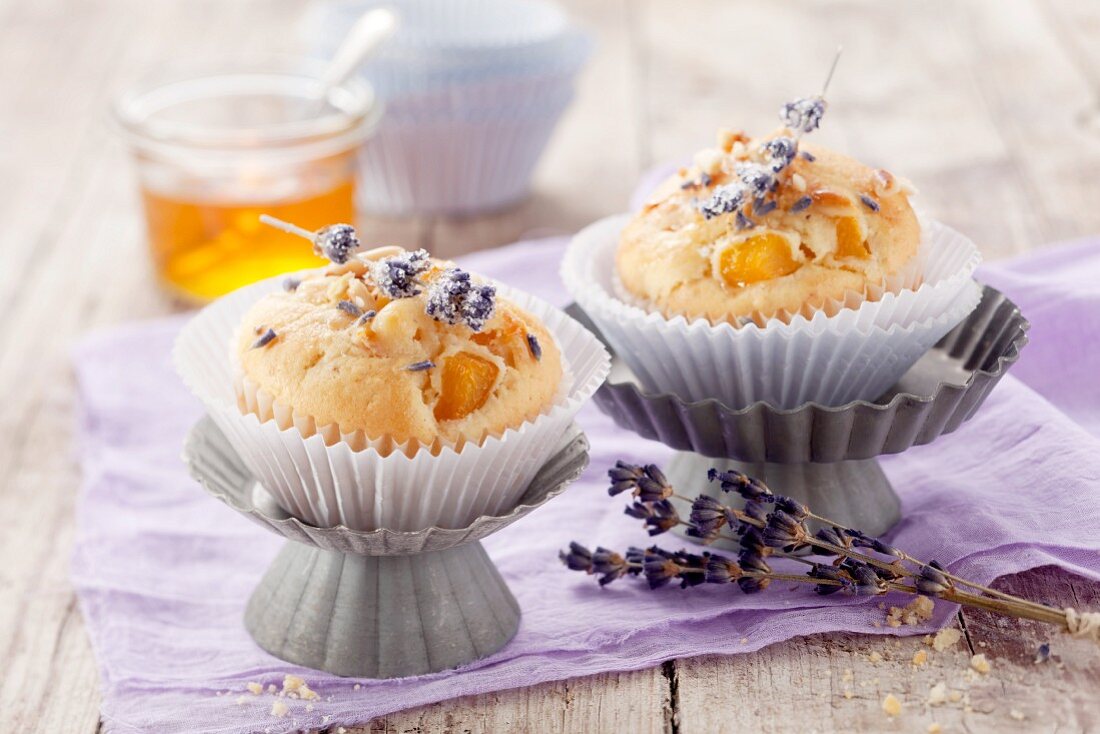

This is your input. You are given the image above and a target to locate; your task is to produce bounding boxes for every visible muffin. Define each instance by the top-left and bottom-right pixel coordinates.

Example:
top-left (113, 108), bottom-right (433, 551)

top-left (561, 93), bottom-right (981, 410)
top-left (235, 246), bottom-right (563, 448)
top-left (176, 225), bottom-right (608, 531)
top-left (618, 129), bottom-right (921, 325)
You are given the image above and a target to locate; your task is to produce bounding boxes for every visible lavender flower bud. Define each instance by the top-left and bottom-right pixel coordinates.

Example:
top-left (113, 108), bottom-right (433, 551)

top-left (636, 464), bottom-right (673, 502)
top-left (625, 547), bottom-right (647, 571)
top-left (336, 300), bottom-right (362, 318)
top-left (710, 470), bottom-right (772, 501)
top-left (808, 563), bottom-right (847, 596)
top-left (780, 96), bottom-right (827, 134)
top-left (313, 224), bottom-right (361, 264)
top-left (608, 461), bottom-right (645, 496)
top-left (690, 495), bottom-right (729, 535)
top-left (736, 163), bottom-right (774, 198)
top-left (372, 249), bottom-right (430, 298)
top-left (699, 183), bottom-right (745, 220)
top-left (425, 267), bottom-right (496, 332)
top-left (916, 561), bottom-right (950, 596)
top-left (704, 554), bottom-right (742, 584)
top-left (762, 510), bottom-right (808, 551)
top-left (645, 500), bottom-right (680, 536)
top-left (741, 500), bottom-right (769, 525)
top-left (591, 547), bottom-right (629, 586)
top-left (559, 542), bottom-right (593, 572)
top-left (761, 136), bottom-right (798, 173)
top-left (774, 495), bottom-right (809, 520)
top-left (737, 550), bottom-right (772, 594)
top-left (642, 548), bottom-right (680, 589)
top-left (812, 526), bottom-right (846, 555)
top-left (842, 559), bottom-right (886, 596)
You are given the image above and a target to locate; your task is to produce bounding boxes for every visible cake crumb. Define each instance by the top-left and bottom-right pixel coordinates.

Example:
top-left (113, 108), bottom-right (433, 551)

top-left (931, 628), bottom-right (962, 651)
top-left (948, 690), bottom-right (963, 703)
top-left (267, 684), bottom-right (277, 694)
top-left (353, 683), bottom-right (362, 690)
top-left (1009, 709), bottom-right (1025, 721)
top-left (882, 693), bottom-right (903, 717)
top-left (247, 682), bottom-right (263, 695)
top-left (282, 674), bottom-right (320, 701)
top-left (235, 696), bottom-right (248, 706)
top-left (841, 669), bottom-right (854, 683)
top-left (306, 703), bottom-right (314, 713)
top-left (868, 651), bottom-right (884, 663)
top-left (843, 689), bottom-right (853, 699)
top-left (912, 650), bottom-right (929, 666)
top-left (887, 596), bottom-right (936, 627)
top-left (270, 700), bottom-right (289, 718)
top-left (927, 724), bottom-right (942, 734)
top-left (969, 653), bottom-right (991, 675)
top-left (927, 682), bottom-right (947, 706)
top-left (740, 637), bottom-right (748, 645)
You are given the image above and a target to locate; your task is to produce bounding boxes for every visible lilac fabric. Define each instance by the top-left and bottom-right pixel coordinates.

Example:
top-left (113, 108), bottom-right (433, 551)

top-left (73, 228), bottom-right (1100, 733)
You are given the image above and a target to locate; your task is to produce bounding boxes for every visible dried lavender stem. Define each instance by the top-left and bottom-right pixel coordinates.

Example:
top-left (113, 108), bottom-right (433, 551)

top-left (259, 214), bottom-right (314, 241)
top-left (939, 587), bottom-right (1067, 628)
top-left (802, 509), bottom-right (1057, 615)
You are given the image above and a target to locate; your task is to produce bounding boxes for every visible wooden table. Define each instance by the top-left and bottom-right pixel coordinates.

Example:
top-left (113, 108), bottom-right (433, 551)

top-left (3, 0), bottom-right (1099, 731)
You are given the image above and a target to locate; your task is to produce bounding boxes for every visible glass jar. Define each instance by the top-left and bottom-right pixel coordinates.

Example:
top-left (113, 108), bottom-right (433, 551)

top-left (114, 58), bottom-right (381, 302)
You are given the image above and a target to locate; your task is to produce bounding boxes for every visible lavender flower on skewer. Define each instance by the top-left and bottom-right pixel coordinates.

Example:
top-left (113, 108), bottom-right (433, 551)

top-left (560, 460), bottom-right (1100, 643)
top-left (698, 47), bottom-right (842, 223)
top-left (259, 214), bottom-right (361, 264)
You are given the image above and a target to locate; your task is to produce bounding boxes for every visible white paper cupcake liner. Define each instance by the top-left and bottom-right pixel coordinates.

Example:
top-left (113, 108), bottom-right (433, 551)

top-left (304, 2), bottom-right (592, 97)
top-left (561, 213), bottom-right (982, 409)
top-left (357, 101), bottom-right (572, 215)
top-left (306, 0), bottom-right (568, 54)
top-left (174, 275), bottom-right (609, 531)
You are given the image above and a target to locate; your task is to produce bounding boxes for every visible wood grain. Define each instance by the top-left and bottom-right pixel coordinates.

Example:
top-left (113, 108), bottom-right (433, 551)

top-left (1, 1), bottom-right (1098, 732)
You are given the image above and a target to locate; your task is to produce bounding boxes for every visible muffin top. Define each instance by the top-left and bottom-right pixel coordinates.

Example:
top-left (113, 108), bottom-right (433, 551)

top-left (236, 246), bottom-right (562, 446)
top-left (617, 121), bottom-right (920, 325)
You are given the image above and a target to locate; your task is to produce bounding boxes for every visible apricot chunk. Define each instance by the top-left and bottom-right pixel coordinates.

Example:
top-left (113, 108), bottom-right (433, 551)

top-left (717, 233), bottom-right (801, 287)
top-left (434, 352), bottom-right (500, 421)
top-left (835, 217), bottom-right (870, 259)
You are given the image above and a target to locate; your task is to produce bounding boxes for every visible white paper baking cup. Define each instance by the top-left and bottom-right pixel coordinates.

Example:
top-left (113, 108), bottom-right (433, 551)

top-left (307, 0), bottom-right (568, 53)
top-left (562, 213), bottom-right (982, 409)
top-left (173, 275), bottom-right (609, 531)
top-left (357, 99), bottom-right (573, 215)
top-left (303, 2), bottom-right (591, 97)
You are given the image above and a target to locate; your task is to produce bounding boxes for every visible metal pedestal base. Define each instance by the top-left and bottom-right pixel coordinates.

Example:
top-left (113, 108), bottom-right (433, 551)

top-left (665, 451), bottom-right (901, 550)
top-left (185, 415), bottom-right (590, 679)
top-left (244, 540), bottom-right (521, 678)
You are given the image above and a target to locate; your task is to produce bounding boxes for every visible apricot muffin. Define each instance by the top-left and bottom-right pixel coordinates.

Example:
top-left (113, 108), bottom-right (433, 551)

top-left (618, 111), bottom-right (920, 324)
top-left (235, 246), bottom-right (563, 446)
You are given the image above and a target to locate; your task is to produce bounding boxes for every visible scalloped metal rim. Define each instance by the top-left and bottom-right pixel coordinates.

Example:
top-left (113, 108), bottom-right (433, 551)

top-left (572, 285), bottom-right (1028, 416)
top-left (184, 415), bottom-right (590, 553)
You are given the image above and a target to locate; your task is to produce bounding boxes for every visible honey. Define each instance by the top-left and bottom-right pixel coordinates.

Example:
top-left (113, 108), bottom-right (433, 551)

top-left (114, 59), bottom-right (379, 302)
top-left (142, 178), bottom-right (354, 301)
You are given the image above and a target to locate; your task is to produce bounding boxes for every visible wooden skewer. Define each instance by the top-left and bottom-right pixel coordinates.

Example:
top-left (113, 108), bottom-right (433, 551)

top-left (259, 214), bottom-right (315, 242)
top-left (820, 45), bottom-right (843, 98)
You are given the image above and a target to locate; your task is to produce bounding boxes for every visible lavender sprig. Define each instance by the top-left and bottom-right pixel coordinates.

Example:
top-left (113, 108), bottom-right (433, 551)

top-left (560, 460), bottom-right (1100, 642)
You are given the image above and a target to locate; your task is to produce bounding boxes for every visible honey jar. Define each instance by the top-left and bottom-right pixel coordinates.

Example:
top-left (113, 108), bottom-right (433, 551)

top-left (115, 59), bottom-right (380, 301)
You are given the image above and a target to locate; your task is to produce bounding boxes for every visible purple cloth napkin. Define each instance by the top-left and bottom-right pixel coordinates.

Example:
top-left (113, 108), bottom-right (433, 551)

top-left (73, 231), bottom-right (1100, 734)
